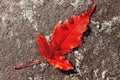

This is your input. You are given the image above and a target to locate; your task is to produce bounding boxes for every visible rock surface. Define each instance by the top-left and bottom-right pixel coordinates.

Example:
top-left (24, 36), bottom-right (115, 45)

top-left (0, 0), bottom-right (120, 80)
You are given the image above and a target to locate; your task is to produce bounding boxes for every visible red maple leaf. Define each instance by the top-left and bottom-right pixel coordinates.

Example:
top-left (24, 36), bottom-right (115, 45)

top-left (14, 4), bottom-right (96, 70)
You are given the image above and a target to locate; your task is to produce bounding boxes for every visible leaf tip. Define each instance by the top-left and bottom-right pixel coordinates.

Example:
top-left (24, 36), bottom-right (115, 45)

top-left (87, 4), bottom-right (96, 16)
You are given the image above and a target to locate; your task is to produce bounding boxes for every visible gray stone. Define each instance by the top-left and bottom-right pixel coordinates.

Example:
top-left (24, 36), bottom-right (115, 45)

top-left (0, 0), bottom-right (120, 80)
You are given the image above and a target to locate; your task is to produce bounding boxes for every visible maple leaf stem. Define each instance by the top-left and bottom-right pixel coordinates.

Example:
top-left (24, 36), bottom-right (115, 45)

top-left (14, 58), bottom-right (46, 69)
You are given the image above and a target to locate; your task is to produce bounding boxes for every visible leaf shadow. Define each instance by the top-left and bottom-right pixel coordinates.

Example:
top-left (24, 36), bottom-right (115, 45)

top-left (83, 26), bottom-right (91, 37)
top-left (59, 68), bottom-right (78, 75)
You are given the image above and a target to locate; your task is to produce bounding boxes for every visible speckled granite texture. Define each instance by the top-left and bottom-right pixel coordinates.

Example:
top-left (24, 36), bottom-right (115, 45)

top-left (0, 0), bottom-right (120, 80)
